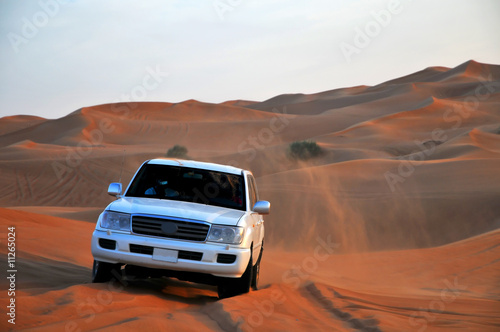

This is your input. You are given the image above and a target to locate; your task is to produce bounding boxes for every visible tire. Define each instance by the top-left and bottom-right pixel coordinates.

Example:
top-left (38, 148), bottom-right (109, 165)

top-left (218, 255), bottom-right (253, 299)
top-left (92, 260), bottom-right (121, 283)
top-left (251, 243), bottom-right (263, 291)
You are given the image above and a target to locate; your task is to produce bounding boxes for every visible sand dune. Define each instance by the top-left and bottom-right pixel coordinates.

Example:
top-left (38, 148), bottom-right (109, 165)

top-left (0, 101), bottom-right (284, 149)
top-left (0, 208), bottom-right (498, 331)
top-left (384, 60), bottom-right (500, 85)
top-left (0, 115), bottom-right (46, 136)
top-left (1, 60), bottom-right (499, 248)
top-left (1, 60), bottom-right (500, 330)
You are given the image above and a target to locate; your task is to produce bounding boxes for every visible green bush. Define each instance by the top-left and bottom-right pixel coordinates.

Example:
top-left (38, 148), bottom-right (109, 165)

top-left (166, 145), bottom-right (188, 158)
top-left (288, 141), bottom-right (323, 160)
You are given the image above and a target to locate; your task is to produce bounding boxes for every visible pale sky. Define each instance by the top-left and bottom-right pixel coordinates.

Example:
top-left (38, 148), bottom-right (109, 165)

top-left (0, 0), bottom-right (499, 119)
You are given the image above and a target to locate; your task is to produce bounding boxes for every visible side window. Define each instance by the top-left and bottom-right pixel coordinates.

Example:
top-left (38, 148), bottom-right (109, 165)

top-left (248, 175), bottom-right (257, 210)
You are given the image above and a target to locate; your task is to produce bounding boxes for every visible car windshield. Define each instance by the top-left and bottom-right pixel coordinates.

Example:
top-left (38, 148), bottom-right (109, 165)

top-left (125, 164), bottom-right (246, 211)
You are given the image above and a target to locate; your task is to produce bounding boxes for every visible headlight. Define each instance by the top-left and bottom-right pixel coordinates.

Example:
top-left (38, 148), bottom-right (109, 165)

top-left (207, 225), bottom-right (244, 244)
top-left (100, 211), bottom-right (131, 231)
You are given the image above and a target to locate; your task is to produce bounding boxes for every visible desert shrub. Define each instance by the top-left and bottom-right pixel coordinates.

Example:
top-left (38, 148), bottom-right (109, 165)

top-left (166, 145), bottom-right (188, 158)
top-left (288, 140), bottom-right (323, 160)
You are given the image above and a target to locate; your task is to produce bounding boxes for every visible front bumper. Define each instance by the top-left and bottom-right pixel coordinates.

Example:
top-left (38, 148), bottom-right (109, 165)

top-left (91, 230), bottom-right (251, 278)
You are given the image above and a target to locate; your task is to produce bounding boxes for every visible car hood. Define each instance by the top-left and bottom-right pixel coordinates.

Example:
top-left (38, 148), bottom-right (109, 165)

top-left (107, 197), bottom-right (245, 226)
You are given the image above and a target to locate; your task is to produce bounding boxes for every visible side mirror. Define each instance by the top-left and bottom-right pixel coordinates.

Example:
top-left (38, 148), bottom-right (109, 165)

top-left (253, 201), bottom-right (270, 215)
top-left (108, 183), bottom-right (122, 197)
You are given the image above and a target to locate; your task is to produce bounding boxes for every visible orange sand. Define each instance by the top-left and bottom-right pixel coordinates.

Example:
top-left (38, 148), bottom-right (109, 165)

top-left (1, 60), bottom-right (499, 331)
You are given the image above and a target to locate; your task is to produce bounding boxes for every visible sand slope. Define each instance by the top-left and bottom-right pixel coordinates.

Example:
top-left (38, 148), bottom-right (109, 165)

top-left (0, 208), bottom-right (498, 331)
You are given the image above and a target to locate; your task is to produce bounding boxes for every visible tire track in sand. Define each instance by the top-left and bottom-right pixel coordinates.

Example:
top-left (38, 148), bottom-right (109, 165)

top-left (305, 282), bottom-right (382, 332)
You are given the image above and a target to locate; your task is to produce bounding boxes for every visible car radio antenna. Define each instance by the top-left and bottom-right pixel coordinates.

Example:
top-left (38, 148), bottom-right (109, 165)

top-left (119, 148), bottom-right (126, 183)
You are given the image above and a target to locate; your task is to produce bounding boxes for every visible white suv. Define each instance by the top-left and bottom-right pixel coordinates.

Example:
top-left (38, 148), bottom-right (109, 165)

top-left (91, 158), bottom-right (269, 298)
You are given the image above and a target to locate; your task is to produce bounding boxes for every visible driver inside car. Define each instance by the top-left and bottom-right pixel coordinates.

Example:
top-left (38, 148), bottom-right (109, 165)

top-left (145, 177), bottom-right (179, 198)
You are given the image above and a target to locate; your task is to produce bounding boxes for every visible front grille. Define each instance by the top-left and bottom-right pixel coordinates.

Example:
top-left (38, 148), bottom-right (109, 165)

top-left (99, 238), bottom-right (116, 250)
top-left (132, 215), bottom-right (210, 241)
top-left (129, 244), bottom-right (203, 261)
top-left (217, 254), bottom-right (236, 264)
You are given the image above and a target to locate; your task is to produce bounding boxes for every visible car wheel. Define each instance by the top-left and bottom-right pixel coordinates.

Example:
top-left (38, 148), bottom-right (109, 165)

top-left (217, 255), bottom-right (253, 299)
top-left (251, 243), bottom-right (263, 290)
top-left (92, 260), bottom-right (121, 283)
